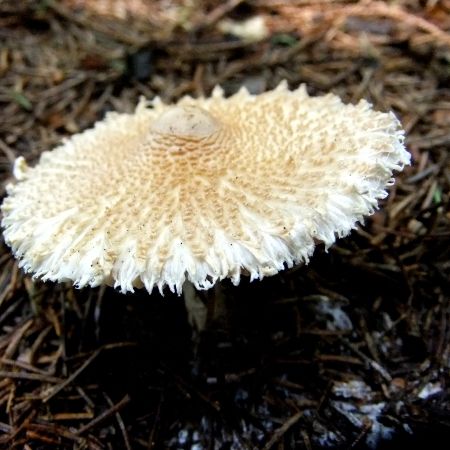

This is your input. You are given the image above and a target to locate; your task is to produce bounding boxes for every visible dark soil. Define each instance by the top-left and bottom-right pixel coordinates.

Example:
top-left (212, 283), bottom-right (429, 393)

top-left (0, 1), bottom-right (449, 449)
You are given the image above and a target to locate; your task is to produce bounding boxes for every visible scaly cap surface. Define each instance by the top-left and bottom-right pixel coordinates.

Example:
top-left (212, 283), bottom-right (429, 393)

top-left (1, 82), bottom-right (410, 294)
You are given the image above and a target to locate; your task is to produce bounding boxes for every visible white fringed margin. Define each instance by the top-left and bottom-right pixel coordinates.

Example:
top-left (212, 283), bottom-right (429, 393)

top-left (1, 84), bottom-right (410, 295)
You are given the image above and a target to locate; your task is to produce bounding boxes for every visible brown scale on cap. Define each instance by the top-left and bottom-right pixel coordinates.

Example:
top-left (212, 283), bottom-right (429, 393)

top-left (1, 82), bottom-right (410, 294)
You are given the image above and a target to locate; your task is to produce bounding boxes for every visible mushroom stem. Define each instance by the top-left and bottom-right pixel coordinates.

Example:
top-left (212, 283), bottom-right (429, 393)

top-left (183, 281), bottom-right (227, 333)
top-left (205, 282), bottom-right (227, 329)
top-left (183, 281), bottom-right (208, 332)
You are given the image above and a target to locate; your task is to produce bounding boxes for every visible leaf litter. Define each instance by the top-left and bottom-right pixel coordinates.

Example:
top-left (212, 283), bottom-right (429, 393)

top-left (0, 0), bottom-right (449, 448)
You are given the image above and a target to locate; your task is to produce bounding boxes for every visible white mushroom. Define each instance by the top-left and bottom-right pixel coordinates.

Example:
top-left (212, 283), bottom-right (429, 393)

top-left (1, 82), bottom-right (410, 295)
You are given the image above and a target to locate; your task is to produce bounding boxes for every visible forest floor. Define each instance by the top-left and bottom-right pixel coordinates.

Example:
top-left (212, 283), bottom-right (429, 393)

top-left (0, 1), bottom-right (449, 449)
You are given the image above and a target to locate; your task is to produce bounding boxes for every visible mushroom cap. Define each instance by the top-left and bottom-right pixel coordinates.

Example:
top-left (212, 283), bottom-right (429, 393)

top-left (1, 82), bottom-right (410, 294)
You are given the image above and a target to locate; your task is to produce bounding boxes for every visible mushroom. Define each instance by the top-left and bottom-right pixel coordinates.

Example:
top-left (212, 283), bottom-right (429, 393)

top-left (1, 82), bottom-right (410, 297)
